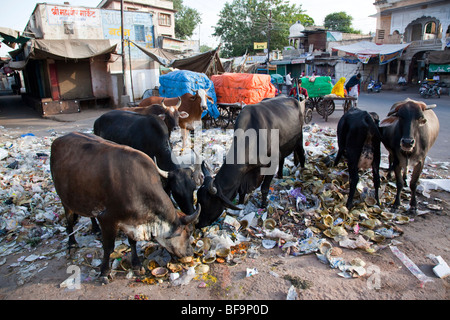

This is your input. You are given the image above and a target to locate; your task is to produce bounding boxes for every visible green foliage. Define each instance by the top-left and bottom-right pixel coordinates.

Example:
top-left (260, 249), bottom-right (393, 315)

top-left (173, 0), bottom-right (202, 39)
top-left (213, 0), bottom-right (314, 58)
top-left (324, 12), bottom-right (360, 34)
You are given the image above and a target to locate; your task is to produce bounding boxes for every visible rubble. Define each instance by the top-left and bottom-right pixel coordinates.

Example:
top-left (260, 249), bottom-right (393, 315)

top-left (0, 123), bottom-right (448, 287)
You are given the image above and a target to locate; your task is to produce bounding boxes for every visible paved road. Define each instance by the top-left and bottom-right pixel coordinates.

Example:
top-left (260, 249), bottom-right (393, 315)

top-left (310, 87), bottom-right (450, 162)
top-left (1, 87), bottom-right (449, 162)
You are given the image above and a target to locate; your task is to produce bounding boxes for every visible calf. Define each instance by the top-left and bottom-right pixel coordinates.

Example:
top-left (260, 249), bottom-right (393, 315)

top-left (138, 89), bottom-right (214, 147)
top-left (334, 108), bottom-right (381, 209)
top-left (121, 99), bottom-right (188, 136)
top-left (379, 98), bottom-right (439, 213)
top-left (93, 110), bottom-right (201, 216)
top-left (50, 132), bottom-right (200, 283)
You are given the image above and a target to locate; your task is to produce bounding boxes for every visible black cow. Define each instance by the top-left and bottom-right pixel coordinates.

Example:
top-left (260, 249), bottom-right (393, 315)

top-left (334, 108), bottom-right (381, 209)
top-left (379, 98), bottom-right (439, 213)
top-left (50, 132), bottom-right (200, 283)
top-left (197, 96), bottom-right (306, 228)
top-left (93, 110), bottom-right (201, 216)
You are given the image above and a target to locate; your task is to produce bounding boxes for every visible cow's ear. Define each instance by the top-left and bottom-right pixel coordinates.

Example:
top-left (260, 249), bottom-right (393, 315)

top-left (418, 116), bottom-right (427, 125)
top-left (379, 116), bottom-right (398, 127)
top-left (207, 96), bottom-right (214, 104)
top-left (158, 113), bottom-right (166, 120)
top-left (179, 111), bottom-right (189, 119)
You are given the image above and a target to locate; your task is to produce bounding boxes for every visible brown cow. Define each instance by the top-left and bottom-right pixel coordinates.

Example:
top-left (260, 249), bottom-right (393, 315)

top-left (138, 89), bottom-right (214, 147)
top-left (379, 98), bottom-right (439, 214)
top-left (50, 132), bottom-right (200, 283)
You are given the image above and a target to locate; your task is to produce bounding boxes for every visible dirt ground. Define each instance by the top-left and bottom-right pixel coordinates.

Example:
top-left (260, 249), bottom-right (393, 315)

top-left (0, 100), bottom-right (449, 305)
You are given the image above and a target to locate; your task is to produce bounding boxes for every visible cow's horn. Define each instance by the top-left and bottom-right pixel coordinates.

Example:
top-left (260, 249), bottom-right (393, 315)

top-left (426, 104), bottom-right (437, 110)
top-left (181, 204), bottom-right (201, 225)
top-left (208, 179), bottom-right (217, 195)
top-left (161, 98), bottom-right (167, 109)
top-left (175, 97), bottom-right (181, 108)
top-left (154, 158), bottom-right (169, 178)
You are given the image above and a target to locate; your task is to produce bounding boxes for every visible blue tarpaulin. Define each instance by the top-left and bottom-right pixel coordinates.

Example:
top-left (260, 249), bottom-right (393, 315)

top-left (159, 70), bottom-right (219, 119)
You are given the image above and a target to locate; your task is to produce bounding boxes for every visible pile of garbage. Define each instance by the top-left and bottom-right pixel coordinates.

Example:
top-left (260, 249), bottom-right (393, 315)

top-left (0, 124), bottom-right (448, 288)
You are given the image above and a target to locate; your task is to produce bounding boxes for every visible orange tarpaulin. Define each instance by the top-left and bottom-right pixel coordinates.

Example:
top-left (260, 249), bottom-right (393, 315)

top-left (212, 73), bottom-right (276, 105)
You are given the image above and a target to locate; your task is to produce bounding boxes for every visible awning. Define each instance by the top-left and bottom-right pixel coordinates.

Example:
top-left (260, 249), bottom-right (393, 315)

top-left (332, 41), bottom-right (410, 65)
top-left (30, 39), bottom-right (117, 60)
top-left (428, 51), bottom-right (450, 64)
top-left (131, 41), bottom-right (177, 66)
top-left (170, 46), bottom-right (225, 77)
top-left (0, 27), bottom-right (30, 48)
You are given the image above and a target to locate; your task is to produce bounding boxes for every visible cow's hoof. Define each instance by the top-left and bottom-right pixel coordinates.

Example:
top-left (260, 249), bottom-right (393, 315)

top-left (100, 276), bottom-right (110, 285)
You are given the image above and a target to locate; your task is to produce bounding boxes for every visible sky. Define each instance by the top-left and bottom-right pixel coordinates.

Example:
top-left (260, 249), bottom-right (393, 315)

top-left (0, 0), bottom-right (377, 50)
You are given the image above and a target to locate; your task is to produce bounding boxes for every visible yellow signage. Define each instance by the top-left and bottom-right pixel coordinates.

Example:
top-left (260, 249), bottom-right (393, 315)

top-left (254, 42), bottom-right (267, 50)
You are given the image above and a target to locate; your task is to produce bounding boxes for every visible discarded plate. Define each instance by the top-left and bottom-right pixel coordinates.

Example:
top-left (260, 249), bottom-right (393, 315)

top-left (263, 218), bottom-right (276, 230)
top-left (179, 256), bottom-right (193, 264)
top-left (195, 264), bottom-right (210, 275)
top-left (319, 240), bottom-right (332, 254)
top-left (365, 196), bottom-right (377, 206)
top-left (151, 267), bottom-right (168, 278)
top-left (262, 239), bottom-right (277, 249)
top-left (216, 247), bottom-right (230, 258)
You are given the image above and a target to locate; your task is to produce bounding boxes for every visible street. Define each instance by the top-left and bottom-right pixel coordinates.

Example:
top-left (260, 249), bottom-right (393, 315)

top-left (1, 87), bottom-right (449, 162)
top-left (310, 87), bottom-right (450, 162)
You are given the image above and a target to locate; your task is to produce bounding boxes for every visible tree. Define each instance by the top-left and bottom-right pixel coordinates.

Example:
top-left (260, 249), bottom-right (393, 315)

top-left (173, 0), bottom-right (202, 39)
top-left (213, 0), bottom-right (314, 58)
top-left (324, 12), bottom-right (360, 34)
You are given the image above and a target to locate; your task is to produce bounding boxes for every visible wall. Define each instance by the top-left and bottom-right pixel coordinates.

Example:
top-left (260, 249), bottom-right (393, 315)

top-left (40, 5), bottom-right (104, 39)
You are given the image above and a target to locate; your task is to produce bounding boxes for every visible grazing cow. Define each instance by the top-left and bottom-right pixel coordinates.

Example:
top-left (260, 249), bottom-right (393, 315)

top-left (121, 99), bottom-right (189, 136)
top-left (334, 108), bottom-right (381, 209)
top-left (50, 132), bottom-right (200, 283)
top-left (379, 98), bottom-right (439, 213)
top-left (138, 89), bottom-right (214, 147)
top-left (196, 96), bottom-right (306, 228)
top-left (93, 110), bottom-right (201, 216)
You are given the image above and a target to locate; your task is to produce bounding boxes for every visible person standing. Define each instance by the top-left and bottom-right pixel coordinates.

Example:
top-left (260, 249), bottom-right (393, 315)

top-left (285, 72), bottom-right (293, 94)
top-left (345, 73), bottom-right (361, 107)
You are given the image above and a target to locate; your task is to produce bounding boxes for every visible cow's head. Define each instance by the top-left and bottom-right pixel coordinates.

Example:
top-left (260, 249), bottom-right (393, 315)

top-left (159, 99), bottom-right (189, 132)
top-left (153, 160), bottom-right (201, 258)
top-left (192, 89), bottom-right (214, 111)
top-left (157, 204), bottom-right (200, 258)
top-left (155, 154), bottom-right (202, 216)
top-left (380, 99), bottom-right (436, 152)
top-left (196, 161), bottom-right (241, 228)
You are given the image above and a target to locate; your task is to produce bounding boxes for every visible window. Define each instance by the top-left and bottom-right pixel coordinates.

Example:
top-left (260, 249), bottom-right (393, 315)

top-left (134, 25), bottom-right (145, 42)
top-left (64, 22), bottom-right (74, 34)
top-left (159, 13), bottom-right (171, 27)
top-left (377, 29), bottom-right (385, 40)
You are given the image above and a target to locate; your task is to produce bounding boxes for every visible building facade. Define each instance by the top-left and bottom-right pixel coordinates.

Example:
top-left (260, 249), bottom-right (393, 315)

top-left (17, 1), bottom-right (179, 114)
top-left (373, 0), bottom-right (450, 83)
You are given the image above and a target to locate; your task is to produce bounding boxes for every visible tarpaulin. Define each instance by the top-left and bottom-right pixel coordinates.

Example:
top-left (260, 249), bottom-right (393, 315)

top-left (132, 41), bottom-right (177, 66)
top-left (332, 41), bottom-right (410, 65)
top-left (211, 73), bottom-right (276, 105)
top-left (30, 39), bottom-right (117, 60)
top-left (300, 76), bottom-right (333, 98)
top-left (159, 70), bottom-right (219, 118)
top-left (0, 27), bottom-right (30, 49)
top-left (170, 47), bottom-right (225, 77)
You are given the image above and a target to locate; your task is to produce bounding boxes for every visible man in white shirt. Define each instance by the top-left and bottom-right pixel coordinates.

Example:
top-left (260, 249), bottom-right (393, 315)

top-left (285, 72), bottom-right (293, 93)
